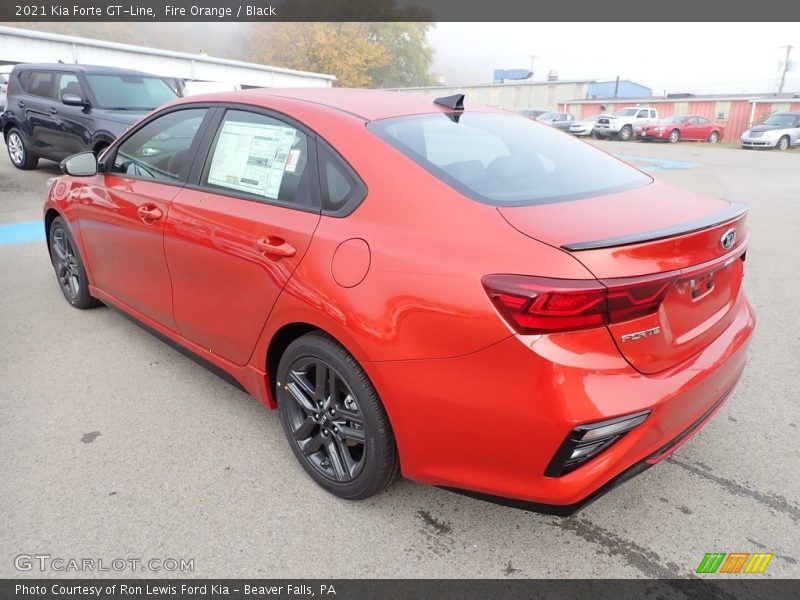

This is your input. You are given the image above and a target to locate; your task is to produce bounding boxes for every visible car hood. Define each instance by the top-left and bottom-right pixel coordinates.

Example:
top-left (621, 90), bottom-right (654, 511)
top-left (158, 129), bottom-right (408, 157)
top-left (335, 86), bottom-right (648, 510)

top-left (750, 124), bottom-right (792, 133)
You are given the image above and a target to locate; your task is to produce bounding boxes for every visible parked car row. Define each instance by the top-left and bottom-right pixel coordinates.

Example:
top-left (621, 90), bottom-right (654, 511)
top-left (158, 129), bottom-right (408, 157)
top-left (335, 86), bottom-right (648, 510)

top-left (518, 104), bottom-right (799, 151)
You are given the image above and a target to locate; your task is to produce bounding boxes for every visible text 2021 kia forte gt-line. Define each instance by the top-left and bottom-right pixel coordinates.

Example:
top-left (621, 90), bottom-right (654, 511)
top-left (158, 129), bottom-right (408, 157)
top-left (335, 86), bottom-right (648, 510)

top-left (43, 89), bottom-right (755, 513)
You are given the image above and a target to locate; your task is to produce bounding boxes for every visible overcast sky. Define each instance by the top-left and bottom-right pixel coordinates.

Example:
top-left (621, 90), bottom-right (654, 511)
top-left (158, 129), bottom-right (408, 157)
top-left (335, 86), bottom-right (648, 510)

top-left (428, 23), bottom-right (800, 94)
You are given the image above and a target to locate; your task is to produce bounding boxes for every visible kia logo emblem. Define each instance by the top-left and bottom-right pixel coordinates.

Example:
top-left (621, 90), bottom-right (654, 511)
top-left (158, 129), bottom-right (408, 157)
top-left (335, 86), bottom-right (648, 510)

top-left (720, 228), bottom-right (737, 250)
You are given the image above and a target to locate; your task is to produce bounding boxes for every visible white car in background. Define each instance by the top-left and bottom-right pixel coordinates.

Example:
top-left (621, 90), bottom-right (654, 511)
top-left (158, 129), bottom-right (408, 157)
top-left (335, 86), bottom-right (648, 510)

top-left (740, 111), bottom-right (800, 151)
top-left (569, 114), bottom-right (611, 137)
top-left (0, 72), bottom-right (9, 112)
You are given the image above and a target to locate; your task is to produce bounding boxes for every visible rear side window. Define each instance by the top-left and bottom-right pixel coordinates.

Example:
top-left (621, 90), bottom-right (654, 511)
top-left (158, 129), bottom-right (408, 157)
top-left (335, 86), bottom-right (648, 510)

top-left (24, 71), bottom-right (58, 99)
top-left (369, 112), bottom-right (651, 206)
top-left (113, 108), bottom-right (207, 182)
top-left (318, 143), bottom-right (367, 215)
top-left (201, 110), bottom-right (314, 208)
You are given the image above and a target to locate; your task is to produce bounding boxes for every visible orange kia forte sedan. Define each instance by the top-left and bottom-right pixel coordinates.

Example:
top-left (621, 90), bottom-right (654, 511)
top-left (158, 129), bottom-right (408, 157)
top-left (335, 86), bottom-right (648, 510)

top-left (43, 89), bottom-right (755, 514)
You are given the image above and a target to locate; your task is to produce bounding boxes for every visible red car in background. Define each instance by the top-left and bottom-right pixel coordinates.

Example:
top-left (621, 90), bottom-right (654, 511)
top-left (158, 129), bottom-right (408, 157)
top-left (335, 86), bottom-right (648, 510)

top-left (638, 115), bottom-right (725, 143)
top-left (43, 89), bottom-right (754, 514)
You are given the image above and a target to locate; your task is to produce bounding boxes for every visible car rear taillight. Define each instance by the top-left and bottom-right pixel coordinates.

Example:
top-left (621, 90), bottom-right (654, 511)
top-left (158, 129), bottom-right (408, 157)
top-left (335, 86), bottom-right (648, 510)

top-left (482, 273), bottom-right (678, 334)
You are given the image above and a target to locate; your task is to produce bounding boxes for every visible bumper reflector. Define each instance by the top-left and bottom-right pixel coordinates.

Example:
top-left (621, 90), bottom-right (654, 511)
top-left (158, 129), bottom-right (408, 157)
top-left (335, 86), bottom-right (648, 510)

top-left (545, 411), bottom-right (650, 477)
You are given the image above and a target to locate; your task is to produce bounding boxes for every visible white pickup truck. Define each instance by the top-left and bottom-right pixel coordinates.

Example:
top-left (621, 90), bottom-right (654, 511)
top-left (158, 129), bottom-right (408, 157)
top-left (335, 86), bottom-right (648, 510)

top-left (593, 107), bottom-right (659, 141)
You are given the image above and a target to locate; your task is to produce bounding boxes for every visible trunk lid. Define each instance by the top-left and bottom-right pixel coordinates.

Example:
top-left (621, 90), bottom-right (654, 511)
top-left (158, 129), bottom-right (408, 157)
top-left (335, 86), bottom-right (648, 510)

top-left (498, 182), bottom-right (749, 374)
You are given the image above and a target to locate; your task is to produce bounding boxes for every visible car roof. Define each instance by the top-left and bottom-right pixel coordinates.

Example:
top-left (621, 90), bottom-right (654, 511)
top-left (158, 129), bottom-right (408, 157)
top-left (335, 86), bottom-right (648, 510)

top-left (10, 63), bottom-right (162, 77)
top-left (173, 87), bottom-right (506, 122)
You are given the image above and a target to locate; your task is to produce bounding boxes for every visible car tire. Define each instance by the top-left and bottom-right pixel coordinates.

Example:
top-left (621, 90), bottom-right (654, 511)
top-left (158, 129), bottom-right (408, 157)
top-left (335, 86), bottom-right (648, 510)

top-left (276, 332), bottom-right (400, 500)
top-left (6, 128), bottom-right (38, 170)
top-left (668, 129), bottom-right (681, 143)
top-left (776, 136), bottom-right (790, 151)
top-left (708, 131), bottom-right (720, 144)
top-left (618, 126), bottom-right (632, 141)
top-left (48, 217), bottom-right (99, 309)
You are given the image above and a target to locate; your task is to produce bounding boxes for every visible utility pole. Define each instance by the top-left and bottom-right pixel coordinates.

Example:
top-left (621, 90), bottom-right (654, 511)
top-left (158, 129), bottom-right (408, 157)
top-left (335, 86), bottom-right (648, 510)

top-left (778, 44), bottom-right (794, 94)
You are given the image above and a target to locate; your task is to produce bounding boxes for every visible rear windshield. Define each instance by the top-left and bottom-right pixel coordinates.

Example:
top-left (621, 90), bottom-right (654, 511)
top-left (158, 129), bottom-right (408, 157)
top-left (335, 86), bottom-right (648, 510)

top-left (85, 74), bottom-right (177, 110)
top-left (368, 112), bottom-right (651, 206)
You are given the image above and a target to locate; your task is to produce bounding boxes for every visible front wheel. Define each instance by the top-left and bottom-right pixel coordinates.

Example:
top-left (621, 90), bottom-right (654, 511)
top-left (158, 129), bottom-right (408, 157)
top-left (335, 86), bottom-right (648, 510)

top-left (776, 136), bottom-right (790, 151)
top-left (276, 332), bottom-right (399, 500)
top-left (708, 131), bottom-right (720, 144)
top-left (618, 126), bottom-right (632, 141)
top-left (668, 129), bottom-right (681, 143)
top-left (49, 217), bottom-right (99, 309)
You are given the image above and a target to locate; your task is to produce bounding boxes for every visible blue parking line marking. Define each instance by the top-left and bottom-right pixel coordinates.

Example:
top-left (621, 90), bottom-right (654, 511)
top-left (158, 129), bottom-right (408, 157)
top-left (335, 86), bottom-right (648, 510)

top-left (613, 153), bottom-right (699, 173)
top-left (0, 221), bottom-right (45, 246)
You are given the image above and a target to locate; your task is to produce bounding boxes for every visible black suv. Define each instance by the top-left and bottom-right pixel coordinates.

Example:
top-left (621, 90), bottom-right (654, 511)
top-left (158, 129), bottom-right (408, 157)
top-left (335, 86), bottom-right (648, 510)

top-left (2, 64), bottom-right (178, 170)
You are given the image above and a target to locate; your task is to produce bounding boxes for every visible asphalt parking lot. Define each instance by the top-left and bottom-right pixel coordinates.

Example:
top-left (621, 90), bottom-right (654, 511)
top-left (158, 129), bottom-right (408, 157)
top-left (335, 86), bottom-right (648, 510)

top-left (1, 139), bottom-right (798, 579)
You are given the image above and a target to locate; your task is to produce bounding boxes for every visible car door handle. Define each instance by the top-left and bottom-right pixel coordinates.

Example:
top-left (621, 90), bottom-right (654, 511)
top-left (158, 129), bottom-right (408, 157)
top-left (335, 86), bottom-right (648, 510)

top-left (17, 101), bottom-right (25, 108)
top-left (137, 204), bottom-right (163, 223)
top-left (49, 107), bottom-right (58, 115)
top-left (255, 237), bottom-right (296, 258)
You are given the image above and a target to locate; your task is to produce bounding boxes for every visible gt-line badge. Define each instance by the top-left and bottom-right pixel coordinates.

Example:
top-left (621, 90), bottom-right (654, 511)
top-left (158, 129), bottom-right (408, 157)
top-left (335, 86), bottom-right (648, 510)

top-left (621, 326), bottom-right (662, 342)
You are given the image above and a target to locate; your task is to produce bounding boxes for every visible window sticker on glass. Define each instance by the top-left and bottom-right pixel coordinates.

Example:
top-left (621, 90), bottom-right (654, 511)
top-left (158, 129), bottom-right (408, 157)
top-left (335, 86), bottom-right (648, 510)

top-left (208, 120), bottom-right (297, 199)
top-left (285, 149), bottom-right (301, 173)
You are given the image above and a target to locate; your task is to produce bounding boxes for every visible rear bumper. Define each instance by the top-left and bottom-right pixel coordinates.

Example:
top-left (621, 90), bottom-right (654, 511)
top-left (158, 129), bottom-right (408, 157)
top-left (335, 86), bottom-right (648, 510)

top-left (366, 292), bottom-right (755, 509)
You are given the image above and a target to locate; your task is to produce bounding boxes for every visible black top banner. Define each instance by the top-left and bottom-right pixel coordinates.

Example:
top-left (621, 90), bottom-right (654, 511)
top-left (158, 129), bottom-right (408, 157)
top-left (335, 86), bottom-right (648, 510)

top-left (1, 0), bottom-right (800, 21)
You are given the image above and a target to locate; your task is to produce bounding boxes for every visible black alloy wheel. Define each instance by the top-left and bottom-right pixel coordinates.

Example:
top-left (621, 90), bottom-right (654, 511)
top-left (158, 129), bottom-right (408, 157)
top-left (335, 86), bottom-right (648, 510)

top-left (277, 333), bottom-right (399, 499)
top-left (49, 217), bottom-right (98, 309)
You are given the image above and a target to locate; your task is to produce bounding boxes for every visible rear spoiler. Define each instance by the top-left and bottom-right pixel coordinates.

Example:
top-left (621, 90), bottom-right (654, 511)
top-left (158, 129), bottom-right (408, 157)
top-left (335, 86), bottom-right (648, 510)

top-left (562, 201), bottom-right (749, 251)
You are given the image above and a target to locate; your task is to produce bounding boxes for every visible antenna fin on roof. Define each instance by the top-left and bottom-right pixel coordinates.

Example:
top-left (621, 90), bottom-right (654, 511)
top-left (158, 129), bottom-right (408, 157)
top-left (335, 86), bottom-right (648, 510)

top-left (434, 94), bottom-right (465, 110)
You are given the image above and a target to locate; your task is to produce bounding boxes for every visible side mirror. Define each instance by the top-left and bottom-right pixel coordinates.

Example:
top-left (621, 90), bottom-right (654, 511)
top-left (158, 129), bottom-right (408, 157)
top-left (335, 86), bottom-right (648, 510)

top-left (60, 152), bottom-right (98, 177)
top-left (62, 93), bottom-right (88, 107)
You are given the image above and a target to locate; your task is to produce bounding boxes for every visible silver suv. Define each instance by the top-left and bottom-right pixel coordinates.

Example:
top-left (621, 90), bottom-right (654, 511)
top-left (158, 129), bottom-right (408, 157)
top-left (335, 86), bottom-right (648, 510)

top-left (740, 111), bottom-right (800, 151)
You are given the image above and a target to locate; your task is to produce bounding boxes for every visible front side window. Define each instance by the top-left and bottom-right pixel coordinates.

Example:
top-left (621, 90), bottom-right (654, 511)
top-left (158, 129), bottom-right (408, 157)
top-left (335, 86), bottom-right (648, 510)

top-left (85, 74), bottom-right (177, 110)
top-left (369, 112), bottom-right (651, 206)
top-left (201, 110), bottom-right (313, 207)
top-left (636, 110), bottom-right (649, 118)
top-left (57, 74), bottom-right (84, 100)
top-left (113, 108), bottom-right (207, 182)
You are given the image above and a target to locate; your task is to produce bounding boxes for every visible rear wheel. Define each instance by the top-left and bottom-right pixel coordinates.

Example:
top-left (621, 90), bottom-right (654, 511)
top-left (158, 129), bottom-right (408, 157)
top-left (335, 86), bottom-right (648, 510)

top-left (49, 217), bottom-right (98, 309)
top-left (618, 126), bottom-right (633, 141)
top-left (6, 128), bottom-right (38, 170)
top-left (668, 129), bottom-right (681, 143)
top-left (776, 136), bottom-right (790, 151)
top-left (276, 332), bottom-right (399, 500)
top-left (708, 131), bottom-right (720, 144)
